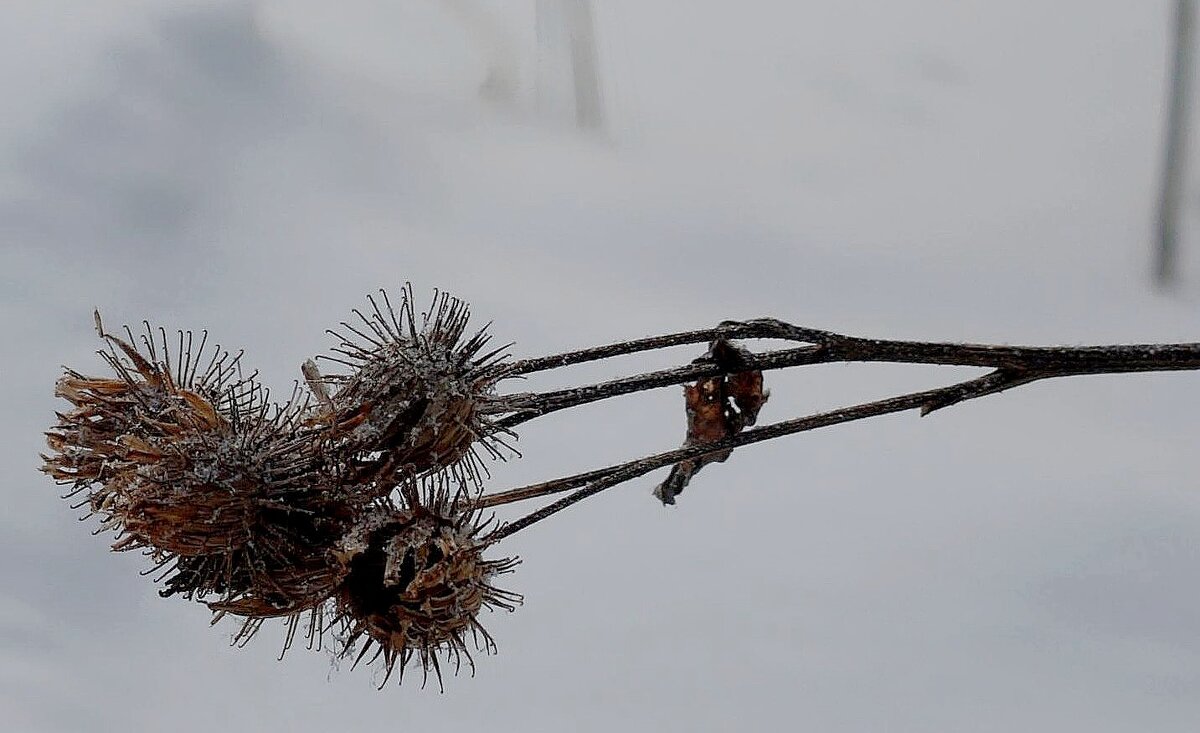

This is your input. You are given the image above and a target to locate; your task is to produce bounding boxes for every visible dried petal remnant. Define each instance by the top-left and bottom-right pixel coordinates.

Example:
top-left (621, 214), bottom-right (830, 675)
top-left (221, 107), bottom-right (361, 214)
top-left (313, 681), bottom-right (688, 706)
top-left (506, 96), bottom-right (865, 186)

top-left (654, 339), bottom-right (769, 504)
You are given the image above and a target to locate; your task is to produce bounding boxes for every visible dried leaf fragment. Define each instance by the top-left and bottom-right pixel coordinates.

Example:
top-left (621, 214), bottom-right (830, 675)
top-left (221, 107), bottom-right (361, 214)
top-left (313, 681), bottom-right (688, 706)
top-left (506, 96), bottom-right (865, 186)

top-left (654, 339), bottom-right (769, 505)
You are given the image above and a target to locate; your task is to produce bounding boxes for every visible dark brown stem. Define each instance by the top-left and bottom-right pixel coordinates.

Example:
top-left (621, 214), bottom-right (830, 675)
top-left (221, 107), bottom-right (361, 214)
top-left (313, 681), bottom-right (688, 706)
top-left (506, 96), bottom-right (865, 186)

top-left (475, 465), bottom-right (616, 510)
top-left (499, 319), bottom-right (833, 377)
top-left (822, 337), bottom-right (1200, 372)
top-left (493, 321), bottom-right (1200, 430)
top-left (478, 322), bottom-right (1200, 536)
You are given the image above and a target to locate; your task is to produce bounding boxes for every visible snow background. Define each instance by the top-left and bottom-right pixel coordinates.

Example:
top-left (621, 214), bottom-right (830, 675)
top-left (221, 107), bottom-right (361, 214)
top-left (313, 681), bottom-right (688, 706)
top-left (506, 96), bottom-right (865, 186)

top-left (3, 1), bottom-right (1200, 730)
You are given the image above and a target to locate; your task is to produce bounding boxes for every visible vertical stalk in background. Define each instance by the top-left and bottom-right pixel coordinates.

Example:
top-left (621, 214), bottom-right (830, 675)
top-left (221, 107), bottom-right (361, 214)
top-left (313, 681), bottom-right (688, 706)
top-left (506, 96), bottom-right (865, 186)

top-left (536, 0), bottom-right (605, 131)
top-left (1156, 0), bottom-right (1195, 289)
top-left (565, 0), bottom-right (605, 131)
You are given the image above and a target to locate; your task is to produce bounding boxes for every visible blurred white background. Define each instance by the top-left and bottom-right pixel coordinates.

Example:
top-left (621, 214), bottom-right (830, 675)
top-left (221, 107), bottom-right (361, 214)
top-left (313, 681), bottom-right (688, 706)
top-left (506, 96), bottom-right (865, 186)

top-left (3, 2), bottom-right (1200, 730)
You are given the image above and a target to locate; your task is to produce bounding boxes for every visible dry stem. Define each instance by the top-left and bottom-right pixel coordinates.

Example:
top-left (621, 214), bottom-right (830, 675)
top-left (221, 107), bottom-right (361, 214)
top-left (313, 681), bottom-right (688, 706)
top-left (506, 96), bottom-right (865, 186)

top-left (480, 320), bottom-right (1200, 538)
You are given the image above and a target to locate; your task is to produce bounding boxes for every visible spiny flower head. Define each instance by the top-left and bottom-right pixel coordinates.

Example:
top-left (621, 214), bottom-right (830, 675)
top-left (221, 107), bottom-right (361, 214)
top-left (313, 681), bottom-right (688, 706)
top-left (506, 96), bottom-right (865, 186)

top-left (310, 286), bottom-right (515, 494)
top-left (330, 479), bottom-right (520, 688)
top-left (42, 317), bottom-right (348, 613)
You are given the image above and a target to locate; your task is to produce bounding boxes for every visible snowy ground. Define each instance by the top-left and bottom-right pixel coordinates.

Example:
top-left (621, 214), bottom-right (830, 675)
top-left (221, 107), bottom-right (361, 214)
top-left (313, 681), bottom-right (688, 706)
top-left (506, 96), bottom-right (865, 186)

top-left (3, 1), bottom-right (1200, 730)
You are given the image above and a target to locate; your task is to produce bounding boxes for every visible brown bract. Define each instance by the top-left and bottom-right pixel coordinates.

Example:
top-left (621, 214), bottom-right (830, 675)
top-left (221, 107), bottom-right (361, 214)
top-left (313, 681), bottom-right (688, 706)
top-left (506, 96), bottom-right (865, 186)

top-left (654, 339), bottom-right (769, 504)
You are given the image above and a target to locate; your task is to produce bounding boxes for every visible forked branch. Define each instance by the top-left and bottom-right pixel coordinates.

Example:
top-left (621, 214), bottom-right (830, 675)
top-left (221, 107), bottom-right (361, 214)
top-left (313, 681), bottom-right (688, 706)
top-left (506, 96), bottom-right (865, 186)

top-left (494, 320), bottom-right (1200, 428)
top-left (481, 321), bottom-right (1200, 538)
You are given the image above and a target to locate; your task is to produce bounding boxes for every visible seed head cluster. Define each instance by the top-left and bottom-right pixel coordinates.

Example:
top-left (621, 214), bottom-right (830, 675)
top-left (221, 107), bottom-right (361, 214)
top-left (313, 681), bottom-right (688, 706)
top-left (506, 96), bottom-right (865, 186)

top-left (41, 289), bottom-right (520, 687)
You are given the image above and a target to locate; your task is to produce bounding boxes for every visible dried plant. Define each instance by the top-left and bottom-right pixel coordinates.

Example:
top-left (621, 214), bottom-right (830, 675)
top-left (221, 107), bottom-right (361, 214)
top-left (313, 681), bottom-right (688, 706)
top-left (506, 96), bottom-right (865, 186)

top-left (307, 285), bottom-right (514, 493)
top-left (44, 317), bottom-right (354, 628)
top-left (43, 289), bottom-right (527, 686)
top-left (41, 288), bottom-right (1200, 688)
top-left (330, 478), bottom-right (520, 687)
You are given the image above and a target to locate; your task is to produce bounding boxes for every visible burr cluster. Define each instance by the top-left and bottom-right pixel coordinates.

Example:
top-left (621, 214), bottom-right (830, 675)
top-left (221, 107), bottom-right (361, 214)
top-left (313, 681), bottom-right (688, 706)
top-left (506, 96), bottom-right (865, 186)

top-left (42, 288), bottom-right (520, 686)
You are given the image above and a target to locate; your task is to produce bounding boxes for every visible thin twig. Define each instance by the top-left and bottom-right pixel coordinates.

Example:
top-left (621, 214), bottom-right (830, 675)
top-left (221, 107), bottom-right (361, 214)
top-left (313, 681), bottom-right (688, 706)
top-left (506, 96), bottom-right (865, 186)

top-left (500, 318), bottom-right (833, 377)
top-left (475, 465), bottom-right (615, 509)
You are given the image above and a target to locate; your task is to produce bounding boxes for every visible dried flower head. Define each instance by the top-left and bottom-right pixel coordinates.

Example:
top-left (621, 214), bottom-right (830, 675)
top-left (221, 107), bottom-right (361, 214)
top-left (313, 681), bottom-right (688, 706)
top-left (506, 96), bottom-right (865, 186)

top-left (330, 480), bottom-right (521, 687)
top-left (42, 317), bottom-right (348, 616)
top-left (310, 286), bottom-right (514, 493)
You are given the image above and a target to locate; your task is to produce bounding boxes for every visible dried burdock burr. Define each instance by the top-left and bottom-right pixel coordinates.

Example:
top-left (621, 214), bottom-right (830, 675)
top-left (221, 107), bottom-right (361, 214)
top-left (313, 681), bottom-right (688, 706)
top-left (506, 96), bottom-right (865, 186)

top-left (330, 479), bottom-right (521, 688)
top-left (44, 316), bottom-right (263, 551)
top-left (211, 481), bottom-right (523, 673)
top-left (310, 286), bottom-right (515, 495)
top-left (42, 316), bottom-right (347, 616)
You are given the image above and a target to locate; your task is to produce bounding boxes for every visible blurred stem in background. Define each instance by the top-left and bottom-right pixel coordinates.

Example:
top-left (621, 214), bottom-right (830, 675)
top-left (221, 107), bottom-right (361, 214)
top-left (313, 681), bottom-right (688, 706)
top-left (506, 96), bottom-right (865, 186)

top-left (536, 0), bottom-right (605, 131)
top-left (1156, 0), bottom-right (1195, 289)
